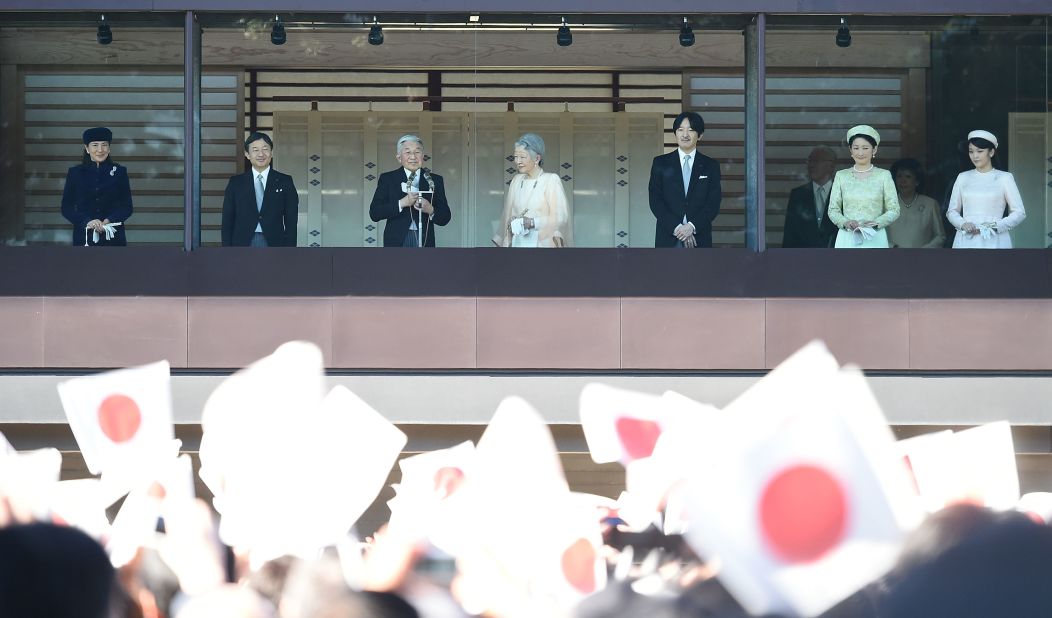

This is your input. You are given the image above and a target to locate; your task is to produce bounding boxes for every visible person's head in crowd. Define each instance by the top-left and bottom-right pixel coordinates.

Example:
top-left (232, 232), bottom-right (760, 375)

top-left (396, 135), bottom-right (425, 174)
top-left (574, 578), bottom-right (757, 618)
top-left (672, 111), bottom-right (705, 154)
top-left (806, 146), bottom-right (837, 185)
top-left (280, 552), bottom-right (403, 618)
top-left (966, 129), bottom-right (998, 173)
top-left (173, 584), bottom-right (276, 618)
top-left (846, 125), bottom-right (879, 169)
top-left (889, 503), bottom-right (1000, 578)
top-left (890, 158), bottom-right (925, 198)
top-left (82, 126), bottom-right (113, 167)
top-left (881, 507), bottom-right (1052, 617)
top-left (0, 523), bottom-right (114, 618)
top-left (244, 132), bottom-right (274, 174)
top-left (246, 555), bottom-right (296, 609)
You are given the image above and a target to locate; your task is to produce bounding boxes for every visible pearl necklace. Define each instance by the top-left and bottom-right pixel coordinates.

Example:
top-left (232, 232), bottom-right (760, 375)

top-left (900, 193), bottom-right (918, 209)
top-left (852, 164), bottom-right (874, 173)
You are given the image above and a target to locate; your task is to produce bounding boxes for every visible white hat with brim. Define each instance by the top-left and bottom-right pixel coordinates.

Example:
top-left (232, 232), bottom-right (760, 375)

top-left (967, 130), bottom-right (998, 148)
top-left (846, 125), bottom-right (880, 146)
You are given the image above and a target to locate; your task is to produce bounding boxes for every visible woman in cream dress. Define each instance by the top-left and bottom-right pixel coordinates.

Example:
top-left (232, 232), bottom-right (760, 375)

top-left (827, 124), bottom-right (899, 248)
top-left (947, 130), bottom-right (1025, 249)
top-left (492, 133), bottom-right (572, 248)
top-left (886, 158), bottom-right (945, 249)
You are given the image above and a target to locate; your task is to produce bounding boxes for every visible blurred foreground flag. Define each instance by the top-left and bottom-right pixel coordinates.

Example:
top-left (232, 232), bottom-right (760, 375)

top-left (451, 398), bottom-right (605, 616)
top-left (200, 342), bottom-right (406, 564)
top-left (899, 421), bottom-right (1019, 513)
top-left (56, 360), bottom-right (174, 476)
top-left (580, 384), bottom-right (713, 464)
top-left (683, 341), bottom-right (922, 618)
top-left (0, 447), bottom-right (62, 521)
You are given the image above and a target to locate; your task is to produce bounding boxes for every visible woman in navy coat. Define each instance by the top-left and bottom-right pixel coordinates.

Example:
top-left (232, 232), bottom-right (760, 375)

top-left (61, 127), bottom-right (132, 246)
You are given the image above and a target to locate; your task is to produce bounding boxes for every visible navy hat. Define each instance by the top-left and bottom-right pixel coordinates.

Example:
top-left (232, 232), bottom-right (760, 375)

top-left (82, 127), bottom-right (112, 144)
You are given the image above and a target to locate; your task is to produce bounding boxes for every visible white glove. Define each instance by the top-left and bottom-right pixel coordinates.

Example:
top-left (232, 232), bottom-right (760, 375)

top-left (85, 221), bottom-right (122, 246)
top-left (852, 226), bottom-right (877, 245)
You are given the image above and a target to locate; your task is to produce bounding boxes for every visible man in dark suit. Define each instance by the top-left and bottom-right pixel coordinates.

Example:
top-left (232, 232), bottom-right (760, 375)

top-left (782, 146), bottom-right (838, 248)
top-left (221, 132), bottom-right (298, 247)
top-left (648, 111), bottom-right (722, 248)
top-left (369, 134), bottom-right (452, 247)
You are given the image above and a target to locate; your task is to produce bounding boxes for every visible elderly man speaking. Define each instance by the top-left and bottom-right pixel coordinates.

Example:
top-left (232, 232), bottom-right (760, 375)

top-left (369, 134), bottom-right (452, 247)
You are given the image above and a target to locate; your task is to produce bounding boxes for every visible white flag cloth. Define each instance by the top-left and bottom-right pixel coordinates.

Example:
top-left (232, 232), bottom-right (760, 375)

top-left (579, 383), bottom-right (714, 464)
top-left (199, 341), bottom-right (406, 564)
top-left (56, 360), bottom-right (174, 477)
top-left (0, 447), bottom-right (63, 521)
top-left (900, 421), bottom-right (1019, 513)
top-left (450, 397), bottom-right (605, 617)
top-left (387, 440), bottom-right (475, 553)
top-left (683, 341), bottom-right (922, 618)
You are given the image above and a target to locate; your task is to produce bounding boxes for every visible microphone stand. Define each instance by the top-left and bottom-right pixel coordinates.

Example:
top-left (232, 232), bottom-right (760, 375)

top-left (422, 168), bottom-right (436, 247)
top-left (406, 169), bottom-right (420, 248)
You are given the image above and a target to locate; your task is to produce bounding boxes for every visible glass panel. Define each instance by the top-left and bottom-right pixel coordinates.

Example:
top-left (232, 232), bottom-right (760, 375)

top-left (0, 12), bottom-right (187, 246)
top-left (196, 12), bottom-right (747, 248)
top-left (765, 15), bottom-right (1050, 250)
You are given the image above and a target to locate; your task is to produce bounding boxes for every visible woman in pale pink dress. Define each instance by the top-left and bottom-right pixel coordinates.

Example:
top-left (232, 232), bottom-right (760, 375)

top-left (946, 130), bottom-right (1025, 249)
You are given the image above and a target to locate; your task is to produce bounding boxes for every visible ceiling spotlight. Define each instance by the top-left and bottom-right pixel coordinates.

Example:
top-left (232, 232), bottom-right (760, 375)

top-left (96, 14), bottom-right (112, 45)
top-left (835, 17), bottom-right (852, 48)
top-left (270, 15), bottom-right (286, 46)
top-left (679, 17), bottom-right (695, 47)
top-left (557, 17), bottom-right (572, 47)
top-left (368, 17), bottom-right (384, 45)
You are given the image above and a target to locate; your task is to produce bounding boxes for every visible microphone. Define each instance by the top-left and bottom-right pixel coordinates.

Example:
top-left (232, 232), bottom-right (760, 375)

top-left (422, 167), bottom-right (435, 192)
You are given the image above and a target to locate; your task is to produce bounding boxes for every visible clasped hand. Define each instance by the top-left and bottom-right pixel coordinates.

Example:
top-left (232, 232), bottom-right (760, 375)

top-left (86, 218), bottom-right (108, 233)
top-left (844, 220), bottom-right (877, 231)
top-left (674, 223), bottom-right (696, 248)
top-left (400, 191), bottom-right (434, 215)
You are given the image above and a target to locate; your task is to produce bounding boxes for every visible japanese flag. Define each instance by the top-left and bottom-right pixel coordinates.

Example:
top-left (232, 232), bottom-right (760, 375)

top-left (900, 422), bottom-right (1019, 513)
top-left (683, 341), bottom-right (922, 618)
top-left (200, 341), bottom-right (406, 564)
top-left (387, 440), bottom-right (475, 552)
top-left (452, 397), bottom-right (605, 615)
top-left (57, 360), bottom-right (174, 476)
top-left (0, 447), bottom-right (63, 521)
top-left (580, 384), bottom-right (713, 464)
top-left (623, 391), bottom-right (722, 525)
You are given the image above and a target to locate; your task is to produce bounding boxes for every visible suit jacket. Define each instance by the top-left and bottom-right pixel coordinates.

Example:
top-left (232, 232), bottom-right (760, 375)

top-left (221, 168), bottom-right (298, 247)
top-left (60, 160), bottom-right (132, 246)
top-left (369, 168), bottom-right (452, 247)
top-left (782, 182), bottom-right (837, 248)
top-left (648, 150), bottom-right (722, 248)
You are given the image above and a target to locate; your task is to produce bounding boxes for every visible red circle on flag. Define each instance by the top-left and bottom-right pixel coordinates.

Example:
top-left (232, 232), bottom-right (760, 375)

top-left (97, 394), bottom-right (142, 443)
top-left (561, 537), bottom-right (598, 594)
top-left (614, 417), bottom-right (663, 460)
top-left (759, 464), bottom-right (848, 564)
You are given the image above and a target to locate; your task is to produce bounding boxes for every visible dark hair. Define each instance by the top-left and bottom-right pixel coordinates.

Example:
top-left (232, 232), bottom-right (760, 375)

top-left (881, 510), bottom-right (1052, 618)
top-left (890, 158), bottom-right (925, 192)
top-left (673, 111), bottom-right (705, 135)
top-left (244, 131), bottom-right (274, 152)
top-left (848, 134), bottom-right (877, 148)
top-left (968, 137), bottom-right (996, 151)
top-left (0, 523), bottom-right (114, 618)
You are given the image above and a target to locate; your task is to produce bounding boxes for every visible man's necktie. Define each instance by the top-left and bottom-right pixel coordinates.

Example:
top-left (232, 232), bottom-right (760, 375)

top-left (682, 155), bottom-right (692, 196)
top-left (816, 185), bottom-right (827, 228)
top-left (255, 174), bottom-right (264, 211)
